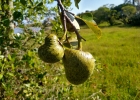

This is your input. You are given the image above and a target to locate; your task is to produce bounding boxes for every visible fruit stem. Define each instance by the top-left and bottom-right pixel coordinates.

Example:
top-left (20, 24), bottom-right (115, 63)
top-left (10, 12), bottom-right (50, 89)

top-left (78, 38), bottom-right (82, 50)
top-left (60, 30), bottom-right (67, 43)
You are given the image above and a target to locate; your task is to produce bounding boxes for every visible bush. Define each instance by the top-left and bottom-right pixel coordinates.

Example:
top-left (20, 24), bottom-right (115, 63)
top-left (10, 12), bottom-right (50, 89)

top-left (128, 13), bottom-right (140, 26)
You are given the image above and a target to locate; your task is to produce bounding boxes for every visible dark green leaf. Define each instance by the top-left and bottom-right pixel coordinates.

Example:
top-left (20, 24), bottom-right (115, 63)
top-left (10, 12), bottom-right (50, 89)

top-left (74, 0), bottom-right (81, 9)
top-left (34, 2), bottom-right (44, 11)
top-left (37, 72), bottom-right (47, 79)
top-left (20, 0), bottom-right (27, 6)
top-left (3, 19), bottom-right (10, 27)
top-left (37, 2), bottom-right (43, 7)
top-left (13, 11), bottom-right (23, 21)
top-left (36, 7), bottom-right (43, 12)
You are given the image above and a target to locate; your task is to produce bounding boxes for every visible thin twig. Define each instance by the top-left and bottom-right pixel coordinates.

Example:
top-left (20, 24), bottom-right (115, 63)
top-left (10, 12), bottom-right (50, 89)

top-left (57, 0), bottom-right (67, 42)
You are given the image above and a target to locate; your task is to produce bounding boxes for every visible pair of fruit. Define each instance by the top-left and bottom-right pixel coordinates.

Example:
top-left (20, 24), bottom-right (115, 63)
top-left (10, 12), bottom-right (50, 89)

top-left (38, 34), bottom-right (95, 85)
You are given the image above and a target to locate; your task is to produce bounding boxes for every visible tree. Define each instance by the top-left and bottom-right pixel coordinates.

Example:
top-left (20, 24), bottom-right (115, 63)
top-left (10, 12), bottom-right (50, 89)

top-left (92, 6), bottom-right (120, 26)
top-left (112, 3), bottom-right (134, 12)
top-left (122, 5), bottom-right (136, 16)
top-left (93, 6), bottom-right (110, 24)
top-left (121, 5), bottom-right (136, 24)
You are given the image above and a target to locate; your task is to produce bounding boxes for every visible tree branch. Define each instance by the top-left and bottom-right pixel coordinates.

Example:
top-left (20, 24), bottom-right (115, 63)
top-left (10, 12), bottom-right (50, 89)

top-left (56, 0), bottom-right (85, 50)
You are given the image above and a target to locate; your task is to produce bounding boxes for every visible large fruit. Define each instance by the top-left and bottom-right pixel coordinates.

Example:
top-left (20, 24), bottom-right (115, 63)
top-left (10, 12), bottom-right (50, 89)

top-left (63, 49), bottom-right (95, 85)
top-left (38, 34), bottom-right (64, 63)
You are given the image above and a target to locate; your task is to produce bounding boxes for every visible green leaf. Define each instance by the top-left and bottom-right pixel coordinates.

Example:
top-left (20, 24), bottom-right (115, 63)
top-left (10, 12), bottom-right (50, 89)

top-left (7, 72), bottom-right (14, 77)
top-left (0, 74), bottom-right (3, 80)
top-left (37, 2), bottom-right (43, 7)
top-left (48, 0), bottom-right (54, 4)
top-left (3, 19), bottom-right (10, 27)
top-left (13, 11), bottom-right (23, 21)
top-left (0, 11), bottom-right (5, 15)
top-left (0, 55), bottom-right (4, 60)
top-left (8, 54), bottom-right (12, 61)
top-left (20, 0), bottom-right (27, 6)
top-left (4, 4), bottom-right (9, 10)
top-left (75, 13), bottom-right (101, 38)
top-left (74, 0), bottom-right (81, 9)
top-left (29, 0), bottom-right (34, 5)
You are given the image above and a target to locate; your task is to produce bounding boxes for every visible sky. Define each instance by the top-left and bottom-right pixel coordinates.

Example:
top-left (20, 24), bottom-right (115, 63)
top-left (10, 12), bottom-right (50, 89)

top-left (48, 0), bottom-right (124, 14)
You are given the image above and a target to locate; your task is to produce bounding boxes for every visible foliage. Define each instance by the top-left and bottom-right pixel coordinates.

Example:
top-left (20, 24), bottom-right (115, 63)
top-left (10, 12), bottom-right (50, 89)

top-left (93, 6), bottom-right (121, 26)
top-left (78, 3), bottom-right (140, 26)
top-left (110, 3), bottom-right (138, 25)
top-left (112, 3), bottom-right (134, 12)
top-left (122, 5), bottom-right (136, 15)
top-left (93, 6), bottom-right (110, 24)
top-left (121, 5), bottom-right (136, 24)
top-left (74, 0), bottom-right (81, 9)
top-left (128, 13), bottom-right (140, 25)
top-left (13, 0), bottom-right (47, 23)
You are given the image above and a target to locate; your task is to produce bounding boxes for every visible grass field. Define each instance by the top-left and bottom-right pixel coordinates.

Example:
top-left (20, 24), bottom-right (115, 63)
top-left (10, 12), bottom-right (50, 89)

top-left (62, 26), bottom-right (140, 99)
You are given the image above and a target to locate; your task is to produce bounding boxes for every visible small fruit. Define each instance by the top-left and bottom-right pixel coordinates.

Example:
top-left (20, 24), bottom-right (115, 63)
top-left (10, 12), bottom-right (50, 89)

top-left (38, 34), bottom-right (64, 63)
top-left (63, 49), bottom-right (95, 85)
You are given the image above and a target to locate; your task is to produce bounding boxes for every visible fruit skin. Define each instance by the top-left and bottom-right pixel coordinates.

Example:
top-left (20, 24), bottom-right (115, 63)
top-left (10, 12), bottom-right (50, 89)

top-left (63, 49), bottom-right (95, 85)
top-left (38, 34), bottom-right (64, 63)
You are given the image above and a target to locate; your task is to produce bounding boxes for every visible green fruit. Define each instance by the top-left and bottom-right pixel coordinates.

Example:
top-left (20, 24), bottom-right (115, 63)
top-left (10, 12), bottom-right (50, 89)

top-left (63, 49), bottom-right (95, 85)
top-left (38, 34), bottom-right (64, 63)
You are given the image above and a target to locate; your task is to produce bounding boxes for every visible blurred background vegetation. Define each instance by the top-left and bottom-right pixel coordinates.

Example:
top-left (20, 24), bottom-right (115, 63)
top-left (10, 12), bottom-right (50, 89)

top-left (76, 0), bottom-right (140, 26)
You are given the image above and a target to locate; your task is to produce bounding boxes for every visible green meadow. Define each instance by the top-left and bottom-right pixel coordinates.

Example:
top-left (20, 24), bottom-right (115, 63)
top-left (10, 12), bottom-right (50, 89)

top-left (70, 26), bottom-right (140, 99)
